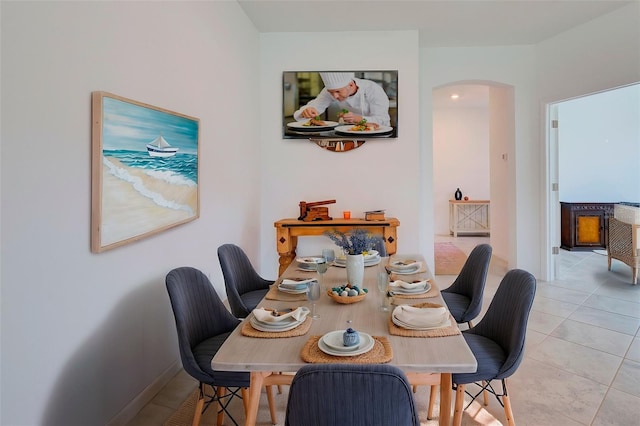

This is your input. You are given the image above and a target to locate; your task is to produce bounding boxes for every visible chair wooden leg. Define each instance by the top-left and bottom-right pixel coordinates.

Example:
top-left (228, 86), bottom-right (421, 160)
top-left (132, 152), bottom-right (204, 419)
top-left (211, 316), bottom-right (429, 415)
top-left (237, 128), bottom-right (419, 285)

top-left (216, 386), bottom-right (226, 426)
top-left (412, 384), bottom-right (417, 393)
top-left (482, 380), bottom-right (489, 405)
top-left (608, 256), bottom-right (612, 271)
top-left (266, 385), bottom-right (277, 425)
top-left (633, 267), bottom-right (638, 285)
top-left (241, 387), bottom-right (249, 417)
top-left (192, 392), bottom-right (205, 426)
top-left (453, 384), bottom-right (465, 426)
top-left (427, 385), bottom-right (438, 419)
top-left (503, 393), bottom-right (515, 426)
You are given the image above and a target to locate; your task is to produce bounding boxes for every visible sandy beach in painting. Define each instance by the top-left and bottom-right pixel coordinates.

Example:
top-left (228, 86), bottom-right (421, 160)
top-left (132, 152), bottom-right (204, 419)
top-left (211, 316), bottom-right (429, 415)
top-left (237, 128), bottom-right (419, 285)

top-left (101, 157), bottom-right (197, 246)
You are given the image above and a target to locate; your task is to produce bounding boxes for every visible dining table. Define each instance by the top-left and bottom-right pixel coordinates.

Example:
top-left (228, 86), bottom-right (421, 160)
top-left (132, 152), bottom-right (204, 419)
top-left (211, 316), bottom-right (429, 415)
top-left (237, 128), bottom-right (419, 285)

top-left (211, 253), bottom-right (477, 425)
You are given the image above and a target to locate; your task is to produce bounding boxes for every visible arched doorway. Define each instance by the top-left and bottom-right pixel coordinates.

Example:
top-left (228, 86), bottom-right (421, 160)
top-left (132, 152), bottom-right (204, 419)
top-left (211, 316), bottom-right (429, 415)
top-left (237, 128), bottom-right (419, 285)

top-left (432, 81), bottom-right (515, 270)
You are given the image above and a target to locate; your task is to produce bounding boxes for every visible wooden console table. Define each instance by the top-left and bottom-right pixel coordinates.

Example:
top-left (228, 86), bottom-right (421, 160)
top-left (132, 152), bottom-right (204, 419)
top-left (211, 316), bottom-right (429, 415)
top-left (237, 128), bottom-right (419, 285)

top-left (274, 218), bottom-right (400, 275)
top-left (449, 200), bottom-right (490, 237)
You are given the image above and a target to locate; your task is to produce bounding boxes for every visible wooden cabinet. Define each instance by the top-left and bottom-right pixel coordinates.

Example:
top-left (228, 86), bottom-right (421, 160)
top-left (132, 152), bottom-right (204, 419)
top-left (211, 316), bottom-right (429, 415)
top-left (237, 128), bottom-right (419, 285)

top-left (560, 202), bottom-right (614, 250)
top-left (449, 200), bottom-right (490, 237)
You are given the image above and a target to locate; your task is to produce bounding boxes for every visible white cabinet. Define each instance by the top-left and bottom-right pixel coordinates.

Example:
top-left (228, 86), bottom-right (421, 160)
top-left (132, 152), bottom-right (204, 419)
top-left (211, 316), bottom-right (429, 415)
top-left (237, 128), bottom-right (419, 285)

top-left (449, 200), bottom-right (490, 237)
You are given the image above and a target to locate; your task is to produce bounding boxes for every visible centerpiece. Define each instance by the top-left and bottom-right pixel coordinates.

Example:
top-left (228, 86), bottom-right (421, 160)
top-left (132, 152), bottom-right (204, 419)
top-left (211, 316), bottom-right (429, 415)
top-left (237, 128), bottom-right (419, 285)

top-left (325, 228), bottom-right (378, 287)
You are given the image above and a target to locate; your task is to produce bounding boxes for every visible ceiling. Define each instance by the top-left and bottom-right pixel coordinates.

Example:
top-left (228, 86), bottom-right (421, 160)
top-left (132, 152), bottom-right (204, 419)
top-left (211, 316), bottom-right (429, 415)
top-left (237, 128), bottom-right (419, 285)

top-left (237, 0), bottom-right (632, 48)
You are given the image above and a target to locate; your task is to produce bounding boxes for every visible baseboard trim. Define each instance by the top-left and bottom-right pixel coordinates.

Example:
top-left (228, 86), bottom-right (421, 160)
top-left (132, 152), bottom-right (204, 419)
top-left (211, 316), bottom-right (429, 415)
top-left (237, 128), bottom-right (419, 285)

top-left (107, 359), bottom-right (181, 426)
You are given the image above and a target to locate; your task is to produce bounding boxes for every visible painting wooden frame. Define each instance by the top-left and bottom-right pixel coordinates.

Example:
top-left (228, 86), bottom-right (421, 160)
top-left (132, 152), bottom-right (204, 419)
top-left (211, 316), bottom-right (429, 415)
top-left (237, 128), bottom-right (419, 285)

top-left (91, 92), bottom-right (200, 253)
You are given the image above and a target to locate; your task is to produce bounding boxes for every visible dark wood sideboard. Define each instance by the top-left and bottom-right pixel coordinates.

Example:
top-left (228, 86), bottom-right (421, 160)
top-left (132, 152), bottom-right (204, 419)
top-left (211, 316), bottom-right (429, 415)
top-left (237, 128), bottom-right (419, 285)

top-left (560, 202), bottom-right (615, 250)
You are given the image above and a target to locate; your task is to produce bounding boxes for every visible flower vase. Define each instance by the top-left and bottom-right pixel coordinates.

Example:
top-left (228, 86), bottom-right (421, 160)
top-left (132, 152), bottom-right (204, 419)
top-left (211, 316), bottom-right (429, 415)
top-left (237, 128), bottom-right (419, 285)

top-left (346, 254), bottom-right (365, 287)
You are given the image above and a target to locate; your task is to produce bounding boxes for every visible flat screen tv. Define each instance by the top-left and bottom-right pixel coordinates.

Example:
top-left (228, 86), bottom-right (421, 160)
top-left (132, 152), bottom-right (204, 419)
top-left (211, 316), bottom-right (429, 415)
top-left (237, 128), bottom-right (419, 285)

top-left (283, 70), bottom-right (398, 140)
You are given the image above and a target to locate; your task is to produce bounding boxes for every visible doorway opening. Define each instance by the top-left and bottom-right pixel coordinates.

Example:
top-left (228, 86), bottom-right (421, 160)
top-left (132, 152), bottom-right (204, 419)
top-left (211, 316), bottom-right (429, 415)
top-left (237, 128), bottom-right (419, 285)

top-left (432, 81), bottom-right (515, 272)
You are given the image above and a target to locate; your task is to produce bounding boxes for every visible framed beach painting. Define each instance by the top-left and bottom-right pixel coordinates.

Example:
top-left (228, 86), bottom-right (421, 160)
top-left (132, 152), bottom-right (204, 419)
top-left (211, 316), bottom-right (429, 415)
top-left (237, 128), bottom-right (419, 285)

top-left (91, 92), bottom-right (200, 253)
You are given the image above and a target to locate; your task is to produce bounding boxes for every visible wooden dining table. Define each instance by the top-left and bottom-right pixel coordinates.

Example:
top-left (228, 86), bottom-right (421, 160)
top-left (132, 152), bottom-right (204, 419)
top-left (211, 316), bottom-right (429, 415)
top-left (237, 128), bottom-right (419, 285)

top-left (211, 254), bottom-right (477, 425)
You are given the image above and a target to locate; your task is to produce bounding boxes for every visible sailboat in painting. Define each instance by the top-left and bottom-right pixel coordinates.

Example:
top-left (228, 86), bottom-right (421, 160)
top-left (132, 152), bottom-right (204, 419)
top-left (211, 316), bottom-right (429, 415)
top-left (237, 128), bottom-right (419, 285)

top-left (146, 134), bottom-right (179, 158)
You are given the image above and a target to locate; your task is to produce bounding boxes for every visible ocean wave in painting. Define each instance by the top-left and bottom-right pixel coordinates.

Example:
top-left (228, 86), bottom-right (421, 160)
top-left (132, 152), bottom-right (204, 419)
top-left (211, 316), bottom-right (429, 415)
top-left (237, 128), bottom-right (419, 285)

top-left (103, 156), bottom-right (194, 214)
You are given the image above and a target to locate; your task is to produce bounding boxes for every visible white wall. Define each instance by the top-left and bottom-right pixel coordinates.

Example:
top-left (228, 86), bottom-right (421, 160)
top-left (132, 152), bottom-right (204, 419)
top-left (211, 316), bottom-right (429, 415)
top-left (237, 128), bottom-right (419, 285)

top-left (420, 45), bottom-right (537, 270)
top-left (258, 31), bottom-right (423, 275)
top-left (536, 2), bottom-right (640, 278)
top-left (558, 84), bottom-right (640, 203)
top-left (1, 1), bottom-right (262, 424)
top-left (433, 106), bottom-right (490, 235)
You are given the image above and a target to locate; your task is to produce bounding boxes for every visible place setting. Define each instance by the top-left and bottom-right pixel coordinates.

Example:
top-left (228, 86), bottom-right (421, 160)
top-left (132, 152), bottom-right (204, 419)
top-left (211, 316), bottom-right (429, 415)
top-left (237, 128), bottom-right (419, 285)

top-left (241, 306), bottom-right (312, 338)
top-left (387, 278), bottom-right (438, 299)
top-left (266, 277), bottom-right (317, 301)
top-left (333, 249), bottom-right (381, 268)
top-left (388, 302), bottom-right (460, 337)
top-left (300, 326), bottom-right (393, 364)
top-left (295, 256), bottom-right (326, 271)
top-left (385, 258), bottom-right (425, 275)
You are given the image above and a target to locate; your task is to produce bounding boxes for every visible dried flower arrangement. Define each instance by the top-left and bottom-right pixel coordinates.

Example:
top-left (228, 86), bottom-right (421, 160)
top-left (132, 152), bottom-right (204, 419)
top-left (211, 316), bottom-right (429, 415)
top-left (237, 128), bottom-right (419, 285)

top-left (324, 228), bottom-right (378, 255)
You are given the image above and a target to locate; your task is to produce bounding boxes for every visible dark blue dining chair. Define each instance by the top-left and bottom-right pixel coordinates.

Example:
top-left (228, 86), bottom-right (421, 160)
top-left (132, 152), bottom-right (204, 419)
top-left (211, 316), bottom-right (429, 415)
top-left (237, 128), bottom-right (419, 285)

top-left (441, 243), bottom-right (493, 327)
top-left (166, 266), bottom-right (275, 426)
top-left (285, 364), bottom-right (420, 426)
top-left (218, 244), bottom-right (274, 318)
top-left (451, 268), bottom-right (536, 426)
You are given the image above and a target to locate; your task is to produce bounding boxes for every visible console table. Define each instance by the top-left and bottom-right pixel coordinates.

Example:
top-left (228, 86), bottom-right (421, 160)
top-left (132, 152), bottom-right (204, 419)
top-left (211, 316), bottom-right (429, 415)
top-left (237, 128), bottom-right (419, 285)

top-left (449, 200), bottom-right (490, 237)
top-left (274, 218), bottom-right (400, 275)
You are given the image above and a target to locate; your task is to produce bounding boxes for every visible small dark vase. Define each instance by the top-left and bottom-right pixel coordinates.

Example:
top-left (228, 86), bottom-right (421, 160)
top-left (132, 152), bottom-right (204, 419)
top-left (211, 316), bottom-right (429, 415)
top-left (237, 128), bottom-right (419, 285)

top-left (454, 188), bottom-right (462, 200)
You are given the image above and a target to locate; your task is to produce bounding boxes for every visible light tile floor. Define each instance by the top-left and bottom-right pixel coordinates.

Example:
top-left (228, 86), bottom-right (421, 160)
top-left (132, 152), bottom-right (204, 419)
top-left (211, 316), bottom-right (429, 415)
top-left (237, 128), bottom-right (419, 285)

top-left (127, 236), bottom-right (640, 425)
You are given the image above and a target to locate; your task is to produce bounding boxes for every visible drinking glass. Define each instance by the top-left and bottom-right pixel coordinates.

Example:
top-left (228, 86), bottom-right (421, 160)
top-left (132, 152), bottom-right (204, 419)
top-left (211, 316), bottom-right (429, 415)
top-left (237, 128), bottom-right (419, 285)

top-left (322, 248), bottom-right (336, 264)
top-left (316, 258), bottom-right (328, 290)
top-left (307, 280), bottom-right (321, 319)
top-left (377, 271), bottom-right (390, 312)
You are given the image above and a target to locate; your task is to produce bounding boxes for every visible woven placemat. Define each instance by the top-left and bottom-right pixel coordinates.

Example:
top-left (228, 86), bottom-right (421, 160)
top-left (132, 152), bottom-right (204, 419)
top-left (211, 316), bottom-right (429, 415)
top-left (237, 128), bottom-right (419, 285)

top-left (300, 335), bottom-right (393, 364)
top-left (388, 302), bottom-right (461, 337)
top-left (241, 316), bottom-right (312, 338)
top-left (391, 281), bottom-right (440, 299)
top-left (265, 284), bottom-right (309, 301)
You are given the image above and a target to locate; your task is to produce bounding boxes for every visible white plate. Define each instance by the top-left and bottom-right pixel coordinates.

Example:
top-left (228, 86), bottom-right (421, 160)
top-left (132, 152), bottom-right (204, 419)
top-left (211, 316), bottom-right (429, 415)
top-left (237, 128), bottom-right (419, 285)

top-left (250, 317), bottom-right (304, 332)
top-left (333, 255), bottom-right (381, 268)
top-left (334, 125), bottom-right (393, 135)
top-left (318, 332), bottom-right (375, 357)
top-left (389, 259), bottom-right (420, 271)
top-left (296, 257), bottom-right (325, 265)
top-left (321, 330), bottom-right (367, 352)
top-left (287, 121), bottom-right (339, 131)
top-left (391, 314), bottom-right (450, 331)
top-left (278, 285), bottom-right (309, 294)
top-left (390, 282), bottom-right (432, 294)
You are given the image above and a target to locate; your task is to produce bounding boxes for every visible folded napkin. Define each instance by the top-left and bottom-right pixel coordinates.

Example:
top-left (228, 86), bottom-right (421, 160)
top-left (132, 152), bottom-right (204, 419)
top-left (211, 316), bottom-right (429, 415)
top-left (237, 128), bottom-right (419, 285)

top-left (392, 305), bottom-right (448, 328)
top-left (253, 307), bottom-right (308, 323)
top-left (389, 259), bottom-right (420, 270)
top-left (280, 278), bottom-right (317, 288)
top-left (389, 279), bottom-right (428, 290)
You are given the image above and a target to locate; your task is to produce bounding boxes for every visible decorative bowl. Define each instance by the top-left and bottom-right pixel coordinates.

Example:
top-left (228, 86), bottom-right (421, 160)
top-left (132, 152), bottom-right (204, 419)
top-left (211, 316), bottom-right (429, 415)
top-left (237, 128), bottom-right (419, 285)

top-left (327, 290), bottom-right (366, 304)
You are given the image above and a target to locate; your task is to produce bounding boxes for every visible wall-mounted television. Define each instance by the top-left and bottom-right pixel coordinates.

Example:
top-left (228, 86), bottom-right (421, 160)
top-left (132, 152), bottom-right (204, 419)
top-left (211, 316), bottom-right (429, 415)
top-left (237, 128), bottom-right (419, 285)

top-left (283, 70), bottom-right (398, 140)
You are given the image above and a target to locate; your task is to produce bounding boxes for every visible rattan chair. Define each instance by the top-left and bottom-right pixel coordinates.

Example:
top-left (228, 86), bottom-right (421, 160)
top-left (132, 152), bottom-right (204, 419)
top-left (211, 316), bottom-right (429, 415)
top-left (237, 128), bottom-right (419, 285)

top-left (607, 217), bottom-right (639, 284)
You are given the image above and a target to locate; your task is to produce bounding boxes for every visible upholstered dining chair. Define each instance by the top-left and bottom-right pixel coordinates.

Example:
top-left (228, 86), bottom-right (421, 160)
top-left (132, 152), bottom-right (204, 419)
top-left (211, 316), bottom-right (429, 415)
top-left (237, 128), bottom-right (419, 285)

top-left (285, 364), bottom-right (420, 426)
top-left (217, 244), bottom-right (274, 318)
top-left (451, 268), bottom-right (536, 426)
top-left (165, 267), bottom-right (276, 426)
top-left (440, 243), bottom-right (493, 328)
top-left (371, 236), bottom-right (388, 257)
